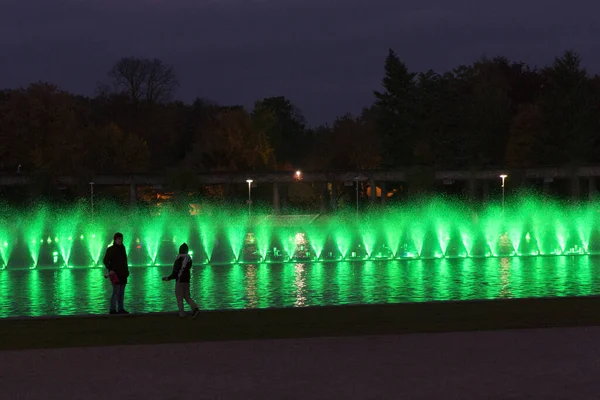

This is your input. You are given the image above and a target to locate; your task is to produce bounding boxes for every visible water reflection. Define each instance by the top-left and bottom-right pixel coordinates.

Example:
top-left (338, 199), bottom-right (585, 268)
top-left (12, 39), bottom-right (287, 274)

top-left (578, 256), bottom-right (592, 295)
top-left (85, 268), bottom-right (106, 314)
top-left (245, 264), bottom-right (258, 308)
top-left (29, 270), bottom-right (41, 315)
top-left (435, 259), bottom-right (451, 300)
top-left (556, 256), bottom-right (567, 295)
top-left (199, 265), bottom-right (214, 309)
top-left (409, 261), bottom-right (425, 301)
top-left (500, 257), bottom-right (511, 298)
top-left (360, 262), bottom-right (374, 304)
top-left (56, 269), bottom-right (75, 314)
top-left (459, 259), bottom-right (474, 300)
top-left (293, 263), bottom-right (306, 307)
top-left (257, 264), bottom-right (270, 308)
top-left (2, 256), bottom-right (600, 318)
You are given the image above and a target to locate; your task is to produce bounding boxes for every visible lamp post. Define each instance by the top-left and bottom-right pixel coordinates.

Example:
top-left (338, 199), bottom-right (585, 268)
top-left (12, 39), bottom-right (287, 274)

top-left (89, 181), bottom-right (95, 222)
top-left (500, 174), bottom-right (507, 210)
top-left (246, 179), bottom-right (253, 216)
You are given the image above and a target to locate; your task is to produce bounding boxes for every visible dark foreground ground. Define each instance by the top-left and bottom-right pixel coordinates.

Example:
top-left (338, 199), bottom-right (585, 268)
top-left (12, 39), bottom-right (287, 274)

top-left (2, 296), bottom-right (600, 350)
top-left (1, 328), bottom-right (599, 399)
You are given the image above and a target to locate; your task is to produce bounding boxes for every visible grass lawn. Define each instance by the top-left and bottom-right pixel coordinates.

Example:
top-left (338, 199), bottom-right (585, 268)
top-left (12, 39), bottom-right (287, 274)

top-left (1, 296), bottom-right (599, 351)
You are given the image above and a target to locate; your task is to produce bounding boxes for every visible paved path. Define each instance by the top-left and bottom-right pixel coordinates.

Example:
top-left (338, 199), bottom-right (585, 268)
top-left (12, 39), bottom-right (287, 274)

top-left (1, 327), bottom-right (600, 399)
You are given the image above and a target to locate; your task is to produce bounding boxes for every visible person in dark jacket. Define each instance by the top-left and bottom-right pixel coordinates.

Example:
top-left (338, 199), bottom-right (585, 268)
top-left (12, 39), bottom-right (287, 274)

top-left (103, 232), bottom-right (130, 314)
top-left (162, 243), bottom-right (200, 318)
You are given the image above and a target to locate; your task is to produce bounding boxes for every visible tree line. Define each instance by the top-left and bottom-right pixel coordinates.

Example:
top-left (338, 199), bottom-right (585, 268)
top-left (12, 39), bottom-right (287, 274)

top-left (0, 50), bottom-right (599, 183)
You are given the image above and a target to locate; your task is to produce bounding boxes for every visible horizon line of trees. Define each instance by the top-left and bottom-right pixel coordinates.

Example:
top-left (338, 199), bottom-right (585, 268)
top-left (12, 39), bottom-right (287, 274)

top-left (1, 49), bottom-right (599, 184)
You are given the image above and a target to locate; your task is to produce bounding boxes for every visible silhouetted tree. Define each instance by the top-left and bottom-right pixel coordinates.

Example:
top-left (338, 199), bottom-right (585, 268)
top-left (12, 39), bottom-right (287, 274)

top-left (320, 108), bottom-right (381, 170)
top-left (374, 49), bottom-right (417, 167)
top-left (184, 107), bottom-right (274, 172)
top-left (506, 103), bottom-right (545, 167)
top-left (537, 50), bottom-right (598, 165)
top-left (252, 96), bottom-right (306, 168)
top-left (84, 123), bottom-right (150, 173)
top-left (107, 57), bottom-right (179, 104)
top-left (2, 48), bottom-right (600, 190)
top-left (0, 83), bottom-right (85, 175)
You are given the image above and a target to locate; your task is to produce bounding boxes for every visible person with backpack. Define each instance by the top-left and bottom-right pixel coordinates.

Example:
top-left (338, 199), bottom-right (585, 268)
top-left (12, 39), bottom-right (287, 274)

top-left (162, 243), bottom-right (200, 318)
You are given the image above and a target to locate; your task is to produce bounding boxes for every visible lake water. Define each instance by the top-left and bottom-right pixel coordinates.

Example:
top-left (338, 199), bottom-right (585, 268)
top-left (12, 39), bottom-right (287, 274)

top-left (1, 256), bottom-right (599, 318)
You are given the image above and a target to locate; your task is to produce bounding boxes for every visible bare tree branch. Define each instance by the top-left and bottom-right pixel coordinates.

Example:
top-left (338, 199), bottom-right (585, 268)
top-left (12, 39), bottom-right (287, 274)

top-left (107, 57), bottom-right (178, 104)
top-left (145, 58), bottom-right (179, 103)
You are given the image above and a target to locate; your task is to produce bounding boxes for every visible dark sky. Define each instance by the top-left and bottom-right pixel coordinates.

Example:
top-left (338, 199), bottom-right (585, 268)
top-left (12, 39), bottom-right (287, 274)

top-left (2, 0), bottom-right (599, 126)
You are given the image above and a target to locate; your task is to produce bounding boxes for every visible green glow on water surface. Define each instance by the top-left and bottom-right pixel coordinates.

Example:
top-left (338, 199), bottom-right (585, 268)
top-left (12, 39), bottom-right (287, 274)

top-left (4, 254), bottom-right (600, 318)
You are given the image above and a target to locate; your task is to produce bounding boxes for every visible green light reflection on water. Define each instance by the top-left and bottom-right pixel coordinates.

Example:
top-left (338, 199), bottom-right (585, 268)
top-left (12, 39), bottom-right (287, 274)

top-left (433, 259), bottom-right (451, 301)
top-left (334, 262), bottom-right (351, 305)
top-left (29, 269), bottom-right (42, 316)
top-left (256, 263), bottom-right (271, 308)
top-left (360, 261), bottom-right (376, 304)
top-left (143, 267), bottom-right (164, 309)
top-left (556, 256), bottom-right (568, 296)
top-left (198, 265), bottom-right (215, 310)
top-left (229, 263), bottom-right (245, 308)
top-left (532, 257), bottom-right (544, 296)
top-left (384, 260), bottom-right (401, 303)
top-left (578, 256), bottom-right (592, 296)
top-left (0, 270), bottom-right (10, 317)
top-left (508, 257), bottom-right (523, 298)
top-left (458, 258), bottom-right (475, 301)
top-left (281, 262), bottom-right (296, 308)
top-left (408, 260), bottom-right (425, 301)
top-left (84, 268), bottom-right (106, 314)
top-left (55, 269), bottom-right (75, 315)
top-left (499, 257), bottom-right (512, 299)
top-left (483, 257), bottom-right (501, 299)
top-left (5, 255), bottom-right (600, 318)
top-left (245, 264), bottom-right (258, 308)
top-left (308, 262), bottom-right (324, 306)
top-left (293, 263), bottom-right (307, 307)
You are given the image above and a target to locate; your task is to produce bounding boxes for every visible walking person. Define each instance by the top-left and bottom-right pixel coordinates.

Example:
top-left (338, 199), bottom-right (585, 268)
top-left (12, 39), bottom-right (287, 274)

top-left (103, 232), bottom-right (130, 314)
top-left (162, 243), bottom-right (200, 318)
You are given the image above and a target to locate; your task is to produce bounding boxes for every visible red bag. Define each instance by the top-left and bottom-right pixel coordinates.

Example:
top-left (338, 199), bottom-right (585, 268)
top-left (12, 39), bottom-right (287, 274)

top-left (109, 272), bottom-right (120, 284)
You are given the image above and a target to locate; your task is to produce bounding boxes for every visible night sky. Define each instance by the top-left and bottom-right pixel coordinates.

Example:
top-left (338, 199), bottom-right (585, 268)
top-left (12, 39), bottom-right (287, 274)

top-left (2, 0), bottom-right (599, 125)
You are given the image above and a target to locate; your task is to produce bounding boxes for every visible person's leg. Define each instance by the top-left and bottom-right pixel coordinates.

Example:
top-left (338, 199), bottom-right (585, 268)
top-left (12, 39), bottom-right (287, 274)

top-left (175, 283), bottom-right (185, 317)
top-left (182, 283), bottom-right (198, 310)
top-left (118, 284), bottom-right (126, 312)
top-left (183, 283), bottom-right (200, 318)
top-left (110, 284), bottom-right (119, 313)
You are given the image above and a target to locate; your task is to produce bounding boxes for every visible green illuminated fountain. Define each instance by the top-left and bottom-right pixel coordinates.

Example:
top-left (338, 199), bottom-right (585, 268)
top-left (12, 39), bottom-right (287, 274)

top-left (0, 195), bottom-right (598, 270)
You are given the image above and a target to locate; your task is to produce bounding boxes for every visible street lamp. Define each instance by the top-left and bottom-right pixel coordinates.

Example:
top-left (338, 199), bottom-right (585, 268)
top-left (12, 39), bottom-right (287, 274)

top-left (295, 170), bottom-right (302, 180)
top-left (246, 179), bottom-right (253, 216)
top-left (499, 174), bottom-right (507, 210)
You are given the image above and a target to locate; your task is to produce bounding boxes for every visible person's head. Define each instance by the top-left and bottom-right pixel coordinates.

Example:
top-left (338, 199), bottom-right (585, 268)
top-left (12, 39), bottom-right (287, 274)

top-left (179, 243), bottom-right (189, 255)
top-left (114, 232), bottom-right (123, 246)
